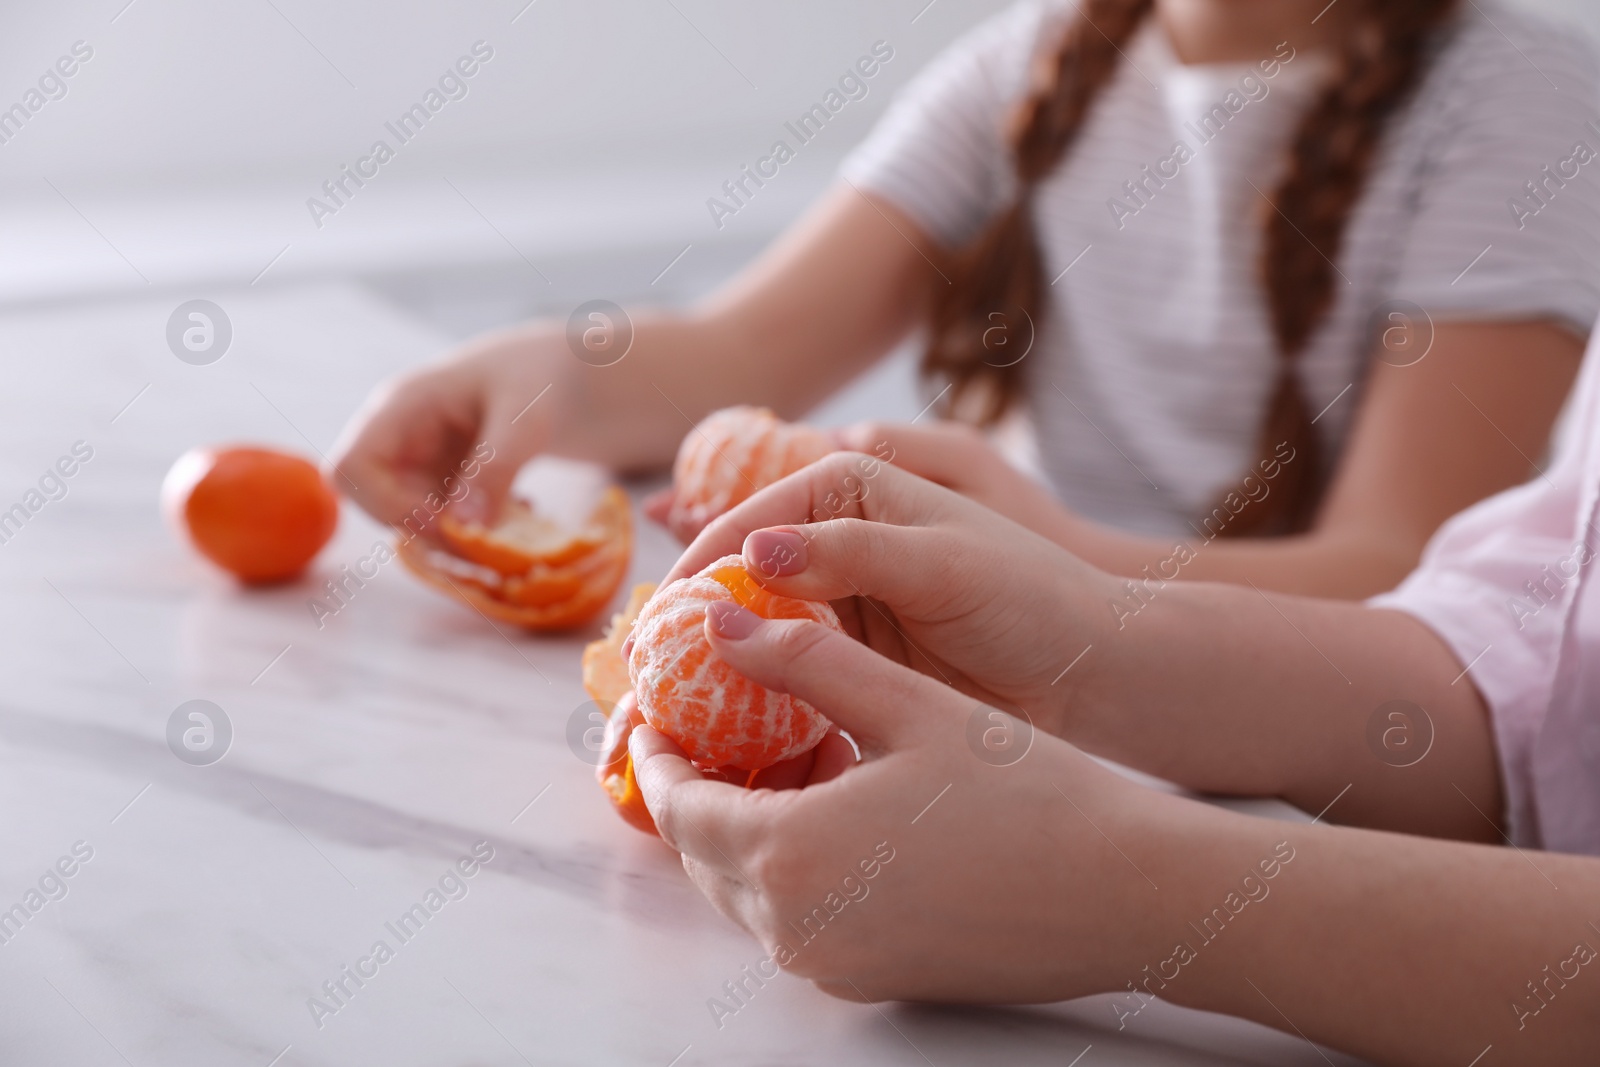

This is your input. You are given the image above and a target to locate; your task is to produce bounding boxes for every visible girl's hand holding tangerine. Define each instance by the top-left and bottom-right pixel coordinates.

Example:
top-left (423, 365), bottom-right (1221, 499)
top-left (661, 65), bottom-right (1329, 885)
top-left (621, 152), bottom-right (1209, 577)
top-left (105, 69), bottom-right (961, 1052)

top-left (644, 411), bottom-right (1079, 549)
top-left (835, 420), bottom-right (1082, 548)
top-left (661, 452), bottom-right (1108, 733)
top-left (666, 452), bottom-right (1498, 838)
top-left (632, 602), bottom-right (1600, 1066)
top-left (628, 600), bottom-right (1163, 1004)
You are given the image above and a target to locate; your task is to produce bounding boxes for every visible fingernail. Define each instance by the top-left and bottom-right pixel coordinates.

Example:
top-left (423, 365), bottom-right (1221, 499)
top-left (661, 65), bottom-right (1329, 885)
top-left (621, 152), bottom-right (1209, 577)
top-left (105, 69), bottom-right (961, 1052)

top-left (745, 529), bottom-right (807, 578)
top-left (621, 635), bottom-right (635, 661)
top-left (706, 601), bottom-right (763, 640)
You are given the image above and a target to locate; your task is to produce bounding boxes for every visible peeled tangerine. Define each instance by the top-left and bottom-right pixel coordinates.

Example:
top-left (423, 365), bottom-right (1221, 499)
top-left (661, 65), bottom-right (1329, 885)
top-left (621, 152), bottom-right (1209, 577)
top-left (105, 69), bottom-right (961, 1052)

top-left (581, 562), bottom-right (842, 835)
top-left (396, 487), bottom-right (631, 630)
top-left (629, 555), bottom-right (841, 770)
top-left (162, 445), bottom-right (339, 584)
top-left (671, 406), bottom-right (833, 528)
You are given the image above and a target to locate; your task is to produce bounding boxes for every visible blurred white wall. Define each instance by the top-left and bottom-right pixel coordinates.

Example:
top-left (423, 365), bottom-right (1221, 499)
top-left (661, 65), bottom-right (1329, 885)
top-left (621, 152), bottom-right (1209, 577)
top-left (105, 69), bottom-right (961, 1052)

top-left (0, 0), bottom-right (1595, 319)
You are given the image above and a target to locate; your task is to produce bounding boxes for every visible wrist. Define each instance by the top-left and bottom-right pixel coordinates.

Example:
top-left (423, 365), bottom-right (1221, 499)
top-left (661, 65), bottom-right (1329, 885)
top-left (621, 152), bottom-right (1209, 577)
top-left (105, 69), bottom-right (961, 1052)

top-left (1091, 788), bottom-right (1303, 1015)
top-left (1040, 558), bottom-right (1122, 739)
top-left (1036, 762), bottom-right (1220, 997)
top-left (1039, 496), bottom-right (1092, 553)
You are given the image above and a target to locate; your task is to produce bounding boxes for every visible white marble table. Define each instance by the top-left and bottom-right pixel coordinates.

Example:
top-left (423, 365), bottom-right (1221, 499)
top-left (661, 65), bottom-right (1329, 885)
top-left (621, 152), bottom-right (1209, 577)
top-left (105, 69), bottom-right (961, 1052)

top-left (0, 284), bottom-right (1365, 1066)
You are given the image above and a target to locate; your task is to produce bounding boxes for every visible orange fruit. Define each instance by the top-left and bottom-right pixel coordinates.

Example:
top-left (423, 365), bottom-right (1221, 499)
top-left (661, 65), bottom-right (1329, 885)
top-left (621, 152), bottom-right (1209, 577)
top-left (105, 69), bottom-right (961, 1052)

top-left (628, 554), bottom-right (841, 770)
top-left (162, 445), bottom-right (338, 584)
top-left (671, 406), bottom-right (833, 526)
top-left (396, 486), bottom-right (632, 631)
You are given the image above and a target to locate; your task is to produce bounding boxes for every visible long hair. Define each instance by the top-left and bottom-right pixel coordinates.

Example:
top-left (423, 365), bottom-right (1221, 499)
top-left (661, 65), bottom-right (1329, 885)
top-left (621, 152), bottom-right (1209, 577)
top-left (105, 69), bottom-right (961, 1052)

top-left (923, 0), bottom-right (1460, 536)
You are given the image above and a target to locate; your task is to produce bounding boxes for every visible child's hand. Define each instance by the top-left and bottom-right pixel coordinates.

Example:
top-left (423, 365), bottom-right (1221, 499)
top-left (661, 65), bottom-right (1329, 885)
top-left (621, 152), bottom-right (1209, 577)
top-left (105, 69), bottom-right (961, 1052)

top-left (630, 607), bottom-right (1156, 1003)
top-left (838, 420), bottom-right (1079, 547)
top-left (328, 330), bottom-right (569, 530)
top-left (646, 419), bottom-right (1078, 549)
top-left (662, 453), bottom-right (1113, 733)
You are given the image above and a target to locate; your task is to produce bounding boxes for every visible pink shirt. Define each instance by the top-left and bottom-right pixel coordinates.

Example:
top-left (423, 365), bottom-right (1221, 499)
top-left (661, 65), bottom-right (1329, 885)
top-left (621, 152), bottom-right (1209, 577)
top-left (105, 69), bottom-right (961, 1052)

top-left (1372, 325), bottom-right (1600, 855)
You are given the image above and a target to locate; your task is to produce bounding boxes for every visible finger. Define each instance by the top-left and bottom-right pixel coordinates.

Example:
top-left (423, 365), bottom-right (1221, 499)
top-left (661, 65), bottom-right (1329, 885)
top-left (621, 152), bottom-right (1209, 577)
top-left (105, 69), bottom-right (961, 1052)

top-left (327, 387), bottom-right (442, 526)
top-left (748, 729), bottom-right (858, 791)
top-left (702, 609), bottom-right (957, 753)
top-left (329, 371), bottom-right (484, 527)
top-left (450, 400), bottom-right (524, 524)
top-left (836, 419), bottom-right (985, 490)
top-left (325, 451), bottom-right (411, 527)
top-left (746, 746), bottom-right (815, 791)
top-left (806, 730), bottom-right (859, 785)
top-left (595, 691), bottom-right (640, 783)
top-left (663, 453), bottom-right (945, 586)
top-left (665, 497), bottom-right (714, 545)
top-left (641, 488), bottom-right (674, 527)
top-left (630, 725), bottom-right (770, 873)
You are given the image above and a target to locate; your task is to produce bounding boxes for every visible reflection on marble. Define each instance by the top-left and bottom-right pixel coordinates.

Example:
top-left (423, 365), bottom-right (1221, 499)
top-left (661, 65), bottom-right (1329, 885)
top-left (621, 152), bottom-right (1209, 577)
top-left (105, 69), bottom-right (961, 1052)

top-left (0, 284), bottom-right (1366, 1065)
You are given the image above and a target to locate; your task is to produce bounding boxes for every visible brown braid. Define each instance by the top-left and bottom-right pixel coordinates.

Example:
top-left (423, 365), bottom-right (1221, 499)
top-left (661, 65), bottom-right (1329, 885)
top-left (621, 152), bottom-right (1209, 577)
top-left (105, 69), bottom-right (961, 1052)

top-left (923, 0), bottom-right (1460, 537)
top-left (924, 0), bottom-right (1154, 424)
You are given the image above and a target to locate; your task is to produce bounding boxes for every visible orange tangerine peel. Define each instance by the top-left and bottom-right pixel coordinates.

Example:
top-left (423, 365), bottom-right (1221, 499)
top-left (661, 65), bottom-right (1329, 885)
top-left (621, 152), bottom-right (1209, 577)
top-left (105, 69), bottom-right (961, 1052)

top-left (396, 486), bottom-right (631, 631)
top-left (672, 406), bottom-right (833, 523)
top-left (594, 696), bottom-right (656, 835)
top-left (440, 489), bottom-right (628, 574)
top-left (628, 554), bottom-right (840, 770)
top-left (582, 583), bottom-right (656, 707)
top-left (581, 585), bottom-right (658, 833)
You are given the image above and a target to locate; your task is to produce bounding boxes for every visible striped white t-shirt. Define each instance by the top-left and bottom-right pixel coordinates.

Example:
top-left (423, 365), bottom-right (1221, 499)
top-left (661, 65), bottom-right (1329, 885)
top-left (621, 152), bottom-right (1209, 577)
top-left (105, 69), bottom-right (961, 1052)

top-left (842, 1), bottom-right (1600, 538)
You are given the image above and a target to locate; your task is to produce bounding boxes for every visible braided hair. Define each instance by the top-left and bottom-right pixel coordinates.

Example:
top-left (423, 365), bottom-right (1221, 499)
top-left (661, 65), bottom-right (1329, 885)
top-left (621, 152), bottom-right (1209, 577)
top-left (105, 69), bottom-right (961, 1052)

top-left (923, 0), bottom-right (1461, 536)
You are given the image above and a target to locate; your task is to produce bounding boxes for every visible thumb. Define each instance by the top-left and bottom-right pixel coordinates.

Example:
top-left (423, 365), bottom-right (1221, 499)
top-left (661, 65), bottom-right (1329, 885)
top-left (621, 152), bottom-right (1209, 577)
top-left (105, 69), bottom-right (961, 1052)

top-left (452, 406), bottom-right (525, 524)
top-left (702, 604), bottom-right (956, 755)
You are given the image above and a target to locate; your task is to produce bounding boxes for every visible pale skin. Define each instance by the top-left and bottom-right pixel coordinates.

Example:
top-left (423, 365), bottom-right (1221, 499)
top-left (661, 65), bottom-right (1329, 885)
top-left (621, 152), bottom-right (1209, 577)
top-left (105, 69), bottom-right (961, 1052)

top-left (633, 455), bottom-right (1600, 1067)
top-left (328, 0), bottom-right (1581, 599)
top-left (324, 3), bottom-right (1594, 1054)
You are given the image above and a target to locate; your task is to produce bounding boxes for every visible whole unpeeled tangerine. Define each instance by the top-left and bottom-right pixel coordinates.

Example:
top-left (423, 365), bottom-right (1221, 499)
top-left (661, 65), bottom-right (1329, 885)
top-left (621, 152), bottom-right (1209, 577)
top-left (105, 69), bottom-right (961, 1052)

top-left (163, 446), bottom-right (338, 583)
top-left (628, 554), bottom-right (841, 770)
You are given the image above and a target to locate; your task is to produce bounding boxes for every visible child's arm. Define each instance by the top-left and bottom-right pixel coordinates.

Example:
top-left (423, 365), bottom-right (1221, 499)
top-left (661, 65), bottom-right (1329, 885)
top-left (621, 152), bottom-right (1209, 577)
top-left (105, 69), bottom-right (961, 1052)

top-left (861, 320), bottom-right (1581, 600)
top-left (330, 187), bottom-right (940, 525)
top-left (1133, 792), bottom-right (1600, 1067)
top-left (671, 454), bottom-right (1505, 840)
top-left (632, 608), bottom-right (1600, 1067)
top-left (1065, 577), bottom-right (1503, 842)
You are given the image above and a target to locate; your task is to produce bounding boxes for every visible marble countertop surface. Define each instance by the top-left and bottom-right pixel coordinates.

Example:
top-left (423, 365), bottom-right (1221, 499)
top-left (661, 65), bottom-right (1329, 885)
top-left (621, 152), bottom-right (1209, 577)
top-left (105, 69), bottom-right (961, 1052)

top-left (0, 283), bottom-right (1365, 1066)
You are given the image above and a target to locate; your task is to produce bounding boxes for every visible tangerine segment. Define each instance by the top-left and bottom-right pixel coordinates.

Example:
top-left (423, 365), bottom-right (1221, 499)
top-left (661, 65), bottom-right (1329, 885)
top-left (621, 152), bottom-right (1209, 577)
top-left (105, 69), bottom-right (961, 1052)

top-left (440, 488), bottom-right (629, 575)
top-left (162, 445), bottom-right (339, 584)
top-left (582, 583), bottom-right (657, 707)
top-left (628, 554), bottom-right (841, 770)
top-left (672, 407), bottom-right (833, 519)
